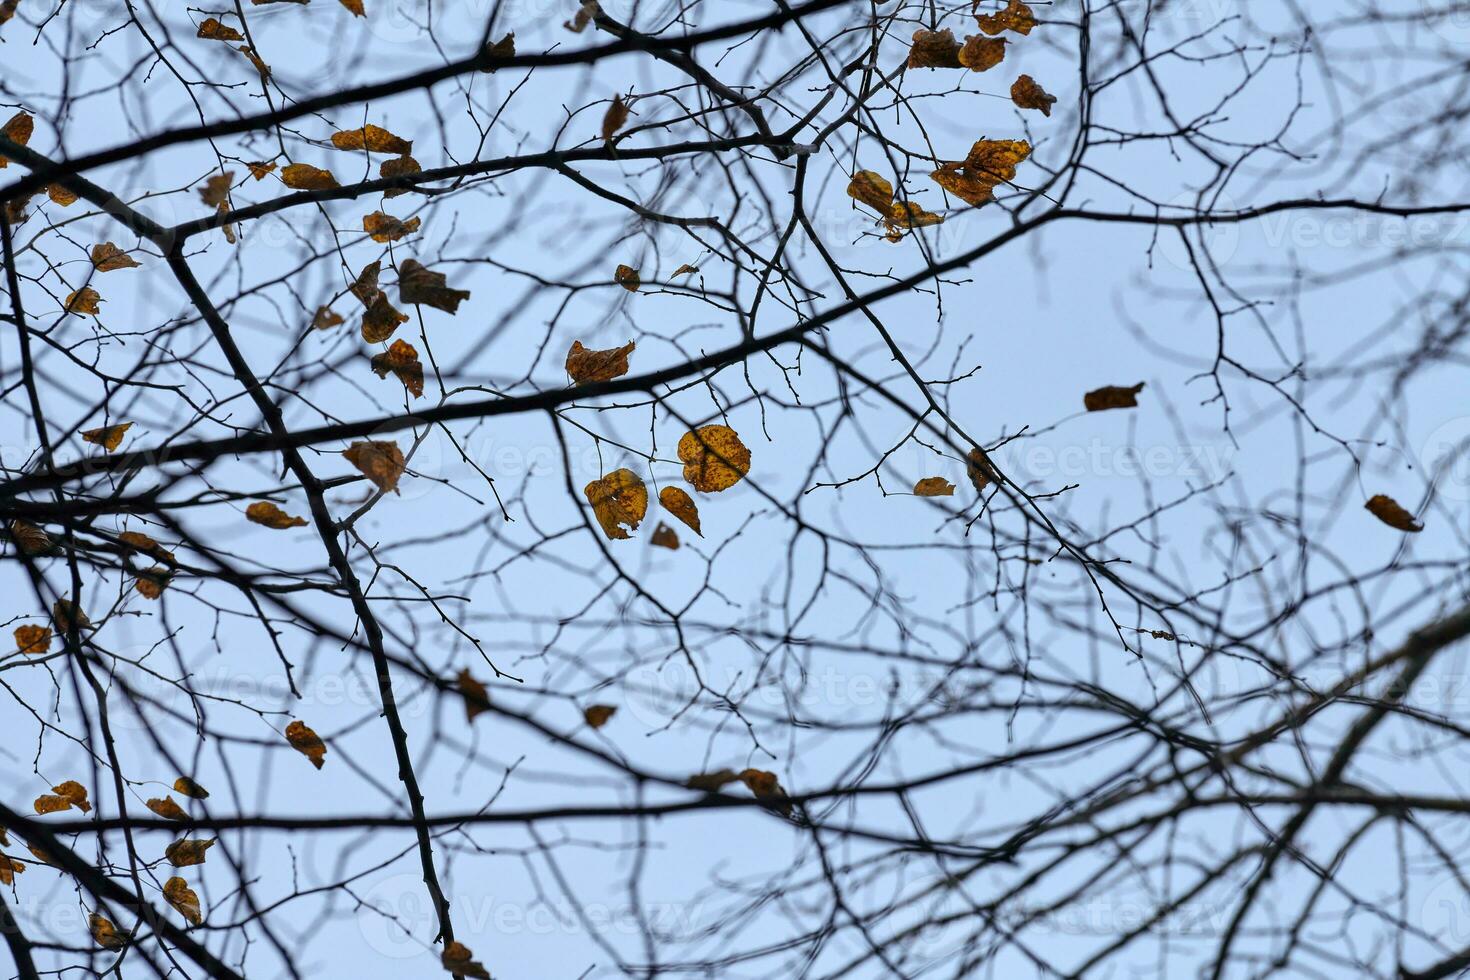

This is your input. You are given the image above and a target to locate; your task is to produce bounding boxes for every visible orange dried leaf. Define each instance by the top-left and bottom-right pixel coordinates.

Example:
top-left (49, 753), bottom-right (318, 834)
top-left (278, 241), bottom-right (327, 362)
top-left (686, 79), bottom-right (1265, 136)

top-left (134, 567), bottom-right (170, 600)
top-left (10, 519), bottom-right (51, 554)
top-left (380, 155), bottom-right (420, 197)
top-left (914, 477), bottom-right (956, 496)
top-left (370, 339), bottom-right (425, 398)
top-left (457, 669), bottom-right (489, 722)
top-left (1011, 74), bottom-right (1057, 115)
top-left (601, 94), bottom-right (630, 142)
top-left (1365, 494), bottom-right (1423, 533)
top-left (0, 857), bottom-right (23, 886)
top-left (47, 184), bottom-right (78, 206)
top-left (245, 501), bottom-right (308, 529)
top-left (164, 876), bottom-right (203, 925)
top-left (885, 201), bottom-right (944, 241)
top-left (198, 172), bottom-right (232, 207)
top-left (351, 260), bottom-right (383, 306)
top-left (361, 293), bottom-right (409, 343)
top-left (1083, 382), bottom-right (1145, 411)
top-left (671, 263), bottom-right (699, 277)
top-left (659, 486), bottom-right (702, 536)
top-left (399, 259), bottom-right (470, 313)
top-left (82, 422), bottom-right (131, 451)
top-left (343, 440), bottom-right (406, 494)
top-left (907, 28), bottom-right (962, 68)
top-left (739, 768), bottom-right (792, 816)
top-left (236, 44), bottom-right (271, 78)
top-left (15, 625), bottom-right (51, 655)
top-left (146, 797), bottom-right (189, 822)
top-left (197, 17), bottom-right (243, 41)
top-left (583, 704), bottom-right (617, 728)
top-left (584, 468), bottom-right (648, 540)
top-left (976, 0), bottom-right (1035, 35)
top-left (280, 163), bottom-right (338, 191)
top-left (312, 306), bottom-right (344, 331)
top-left (614, 264), bottom-right (640, 292)
top-left (246, 160), bottom-right (277, 180)
top-left (339, 0), bottom-right (365, 15)
top-left (958, 34), bottom-right (1006, 72)
top-left (91, 243), bottom-right (140, 272)
top-left (847, 170), bottom-right (894, 212)
top-left (685, 769), bottom-right (740, 792)
top-left (565, 339), bottom-right (634, 385)
top-left (165, 837), bottom-right (215, 867)
top-left (284, 720), bottom-right (327, 769)
top-left (35, 779), bottom-right (90, 814)
top-left (65, 286), bottom-right (101, 315)
top-left (173, 777), bottom-right (209, 800)
top-left (331, 124), bottom-right (412, 155)
top-left (362, 211), bottom-right (420, 243)
top-left (650, 522), bottom-right (679, 550)
top-left (678, 425), bottom-right (751, 493)
top-left (441, 941), bottom-right (491, 979)
top-left (90, 913), bottom-right (128, 950)
top-left (929, 138), bottom-right (1031, 206)
top-left (0, 111), bottom-right (33, 169)
top-left (967, 448), bottom-right (997, 492)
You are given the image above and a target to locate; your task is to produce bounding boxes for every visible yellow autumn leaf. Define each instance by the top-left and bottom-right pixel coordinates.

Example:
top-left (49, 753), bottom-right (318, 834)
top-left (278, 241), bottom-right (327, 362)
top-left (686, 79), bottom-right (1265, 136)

top-left (847, 170), bottom-right (894, 213)
top-left (584, 468), bottom-right (648, 540)
top-left (914, 477), bottom-right (955, 496)
top-left (684, 769), bottom-right (740, 792)
top-left (165, 837), bottom-right (215, 867)
top-left (361, 294), bottom-right (409, 343)
top-left (601, 94), bottom-right (630, 142)
top-left (196, 17), bottom-right (243, 41)
top-left (134, 567), bottom-right (170, 600)
top-left (441, 941), bottom-right (491, 979)
top-left (339, 0), bottom-right (364, 16)
top-left (280, 163), bottom-right (339, 191)
top-left (930, 138), bottom-right (1031, 207)
top-left (343, 440), bottom-right (406, 494)
top-left (146, 797), bottom-right (189, 822)
top-left (90, 913), bottom-right (129, 950)
top-left (285, 720), bottom-right (327, 769)
top-left (91, 243), bottom-right (140, 272)
top-left (362, 211), bottom-right (420, 243)
top-left (1365, 494), bottom-right (1423, 532)
top-left (312, 306), bottom-right (344, 331)
top-left (678, 425), bottom-right (751, 493)
top-left (613, 264), bottom-right (640, 292)
top-left (245, 501), bottom-right (309, 529)
top-left (398, 258), bottom-right (470, 314)
top-left (958, 34), bottom-right (1006, 72)
top-left (173, 777), bottom-right (209, 800)
top-left (370, 339), bottom-right (425, 398)
top-left (380, 155), bottom-right (420, 197)
top-left (47, 184), bottom-right (79, 206)
top-left (738, 768), bottom-right (792, 816)
top-left (565, 339), bottom-right (634, 385)
top-left (583, 704), bottom-right (616, 728)
top-left (1083, 382), bottom-right (1145, 411)
top-left (885, 201), bottom-right (944, 241)
top-left (650, 522), bottom-right (679, 550)
top-left (457, 669), bottom-right (489, 722)
top-left (0, 110), bottom-right (33, 169)
top-left (975, 0), bottom-right (1036, 35)
top-left (15, 624), bottom-right (51, 655)
top-left (0, 856), bottom-right (23, 886)
top-left (163, 876), bottom-right (203, 925)
top-left (658, 486), bottom-right (702, 536)
top-left (1011, 74), bottom-right (1057, 115)
top-left (34, 781), bottom-right (89, 814)
top-left (246, 160), bottom-right (277, 180)
top-left (198, 172), bottom-right (232, 207)
top-left (331, 124), bottom-right (412, 155)
top-left (65, 286), bottom-right (101, 315)
top-left (82, 422), bottom-right (131, 451)
top-left (907, 28), bottom-right (962, 68)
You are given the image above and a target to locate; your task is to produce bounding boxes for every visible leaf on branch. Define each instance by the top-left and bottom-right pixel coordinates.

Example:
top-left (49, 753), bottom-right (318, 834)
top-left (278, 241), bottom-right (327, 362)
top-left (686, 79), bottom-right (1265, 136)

top-left (583, 704), bottom-right (616, 728)
top-left (246, 501), bottom-right (309, 529)
top-left (685, 769), bottom-right (740, 792)
top-left (15, 625), bottom-right (51, 655)
top-left (914, 477), bottom-right (955, 496)
top-left (362, 211), bottom-right (420, 243)
top-left (312, 306), bottom-right (344, 330)
top-left (481, 32), bottom-right (515, 70)
top-left (975, 0), bottom-right (1035, 35)
top-left (198, 172), bottom-right (233, 207)
top-left (565, 0), bottom-right (599, 32)
top-left (370, 339), bottom-right (425, 398)
top-left (907, 28), bottom-right (962, 68)
top-left (1365, 494), bottom-right (1423, 532)
top-left (0, 110), bottom-right (33, 169)
top-left (34, 780), bottom-right (90, 814)
top-left (601, 94), bottom-right (630, 142)
top-left (584, 468), bottom-right (648, 540)
top-left (671, 263), bottom-right (698, 277)
top-left (1083, 382), bottom-right (1145, 411)
top-left (885, 201), bottom-right (944, 241)
top-left (1011, 74), bottom-right (1056, 115)
top-left (565, 339), bottom-right (634, 384)
top-left (457, 669), bottom-right (489, 722)
top-left (339, 0), bottom-right (365, 15)
top-left (52, 599), bottom-right (90, 633)
top-left (678, 425), bottom-right (751, 493)
top-left (47, 184), bottom-right (78, 206)
top-left (9, 519), bottom-right (51, 554)
top-left (0, 0), bottom-right (18, 30)
top-left (90, 913), bottom-right (129, 950)
top-left (398, 259), bottom-right (470, 313)
top-left (343, 440), bottom-right (406, 493)
top-left (65, 287), bottom-right (101, 315)
top-left (929, 138), bottom-right (1031, 206)
top-left (441, 942), bottom-right (491, 979)
top-left (380, 155), bottom-right (421, 197)
top-left (119, 530), bottom-right (172, 560)
top-left (91, 243), bottom-right (140, 272)
top-left (134, 567), bottom-right (171, 599)
top-left (351, 260), bottom-right (383, 306)
top-left (738, 768), bottom-right (792, 816)
top-left (236, 44), bottom-right (271, 78)
top-left (164, 876), bottom-right (203, 925)
top-left (847, 170), bottom-right (894, 212)
top-left (246, 160), bottom-right (277, 180)
top-left (967, 448), bottom-right (997, 492)
top-left (81, 422), bottom-right (131, 452)
top-left (331, 124), bottom-right (413, 155)
top-left (146, 797), bottom-right (189, 822)
top-left (173, 777), bottom-right (209, 800)
top-left (0, 857), bottom-right (22, 885)
top-left (361, 294), bottom-right (409, 343)
top-left (650, 522), bottom-right (679, 549)
top-left (165, 837), bottom-right (215, 867)
top-left (958, 35), bottom-right (1006, 71)
top-left (659, 486), bottom-right (702, 536)
top-left (613, 264), bottom-right (640, 292)
top-left (285, 720), bottom-right (327, 769)
top-left (197, 17), bottom-right (243, 41)
top-left (281, 163), bottom-right (338, 190)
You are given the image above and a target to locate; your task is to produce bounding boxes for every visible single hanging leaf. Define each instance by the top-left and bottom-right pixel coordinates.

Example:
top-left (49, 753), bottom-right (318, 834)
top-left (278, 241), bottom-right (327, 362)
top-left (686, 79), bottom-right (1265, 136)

top-left (35, 780), bottom-right (90, 814)
top-left (613, 264), bottom-right (640, 292)
top-left (1083, 382), bottom-right (1145, 411)
top-left (370, 339), bottom-right (425, 398)
top-left (197, 17), bottom-right (243, 41)
top-left (914, 477), bottom-right (956, 497)
top-left (361, 294), bottom-right (409, 343)
top-left (10, 519), bottom-right (51, 554)
top-left (958, 34), bottom-right (1006, 72)
top-left (565, 0), bottom-right (598, 31)
top-left (51, 599), bottom-right (90, 634)
top-left (907, 28), bottom-right (962, 68)
top-left (847, 170), bottom-right (894, 213)
top-left (380, 155), bottom-right (420, 197)
top-left (236, 44), bottom-right (271, 79)
top-left (685, 769), bottom-right (741, 792)
top-left (280, 163), bottom-right (338, 191)
top-left (343, 440), bottom-right (406, 493)
top-left (0, 0), bottom-right (19, 31)
top-left (173, 777), bottom-right (209, 800)
top-left (362, 211), bottom-right (420, 243)
top-left (47, 184), bottom-right (79, 206)
top-left (0, 857), bottom-right (23, 885)
top-left (312, 306), bottom-right (344, 330)
top-left (930, 138), bottom-right (1031, 206)
top-left (650, 522), bottom-right (679, 550)
top-left (671, 263), bottom-right (699, 277)
top-left (975, 0), bottom-right (1036, 35)
top-left (284, 720), bottom-right (327, 769)
top-left (246, 160), bottom-right (277, 180)
top-left (678, 425), bottom-right (751, 493)
top-left (565, 339), bottom-right (634, 384)
top-left (601, 94), bottom-right (630, 142)
top-left (15, 625), bottom-right (51, 655)
top-left (163, 876), bottom-right (203, 925)
top-left (351, 260), bottom-right (383, 306)
top-left (457, 669), bottom-right (489, 722)
top-left (339, 0), bottom-right (365, 15)
top-left (967, 448), bottom-right (997, 492)
top-left (90, 913), bottom-right (129, 950)
top-left (481, 32), bottom-right (515, 70)
top-left (65, 287), bottom-right (101, 315)
top-left (1365, 494), bottom-right (1423, 532)
top-left (82, 422), bottom-right (131, 451)
top-left (398, 258), bottom-right (470, 313)
top-left (1011, 74), bottom-right (1057, 115)
top-left (739, 768), bottom-right (792, 816)
top-left (198, 172), bottom-right (232, 207)
top-left (146, 797), bottom-right (189, 822)
top-left (658, 486), bottom-right (702, 536)
top-left (91, 243), bottom-right (141, 272)
top-left (134, 567), bottom-right (170, 600)
top-left (246, 501), bottom-right (309, 529)
top-left (0, 111), bottom-right (34, 169)
top-left (584, 468), bottom-right (648, 540)
top-left (441, 941), bottom-right (491, 979)
top-left (165, 837), bottom-right (215, 867)
top-left (330, 124), bottom-right (412, 155)
top-left (583, 704), bottom-right (617, 728)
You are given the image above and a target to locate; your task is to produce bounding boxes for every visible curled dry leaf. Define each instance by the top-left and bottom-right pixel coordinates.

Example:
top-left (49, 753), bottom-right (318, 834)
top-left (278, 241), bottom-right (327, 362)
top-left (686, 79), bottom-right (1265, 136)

top-left (847, 170), bottom-right (894, 213)
top-left (739, 768), bottom-right (792, 816)
top-left (601, 95), bottom-right (629, 142)
top-left (482, 31), bottom-right (515, 70)
top-left (678, 425), bottom-right (751, 493)
top-left (457, 669), bottom-right (489, 722)
top-left (930, 138), bottom-right (1031, 206)
top-left (164, 876), bottom-right (203, 925)
top-left (82, 422), bottom-right (131, 452)
top-left (1365, 494), bottom-right (1423, 532)
top-left (441, 941), bottom-right (491, 979)
top-left (565, 339), bottom-right (634, 385)
top-left (343, 440), bottom-right (406, 494)
top-left (198, 172), bottom-right (232, 207)
top-left (584, 468), bottom-right (648, 540)
top-left (398, 258), bottom-right (470, 313)
top-left (914, 477), bottom-right (956, 497)
top-left (52, 599), bottom-right (90, 634)
top-left (91, 243), bottom-right (139, 271)
top-left (65, 287), bottom-right (101, 315)
top-left (165, 837), bottom-right (216, 867)
top-left (34, 780), bottom-right (90, 814)
top-left (339, 0), bottom-right (364, 15)
top-left (380, 155), bottom-right (420, 197)
top-left (1011, 74), bottom-right (1057, 115)
top-left (361, 294), bottom-right (409, 343)
top-left (565, 0), bottom-right (598, 31)
top-left (0, 857), bottom-right (22, 885)
top-left (351, 260), bottom-right (382, 306)
top-left (312, 306), bottom-right (344, 331)
top-left (583, 704), bottom-right (617, 728)
top-left (246, 160), bottom-right (276, 180)
top-left (90, 913), bottom-right (128, 950)
top-left (15, 625), bottom-right (51, 655)
top-left (613, 264), bottom-right (640, 292)
top-left (0, 111), bottom-right (34, 169)
top-left (907, 28), bottom-right (962, 68)
top-left (173, 777), bottom-right (209, 800)
top-left (245, 501), bottom-right (309, 529)
top-left (362, 211), bottom-right (420, 243)
top-left (975, 0), bottom-right (1035, 35)
top-left (146, 797), bottom-right (189, 822)
top-left (134, 568), bottom-right (171, 600)
top-left (671, 263), bottom-right (699, 277)
top-left (967, 448), bottom-right (997, 492)
top-left (235, 45), bottom-right (271, 79)
top-left (1083, 382), bottom-right (1145, 412)
top-left (659, 486), bottom-right (702, 536)
top-left (330, 124), bottom-right (412, 155)
top-left (884, 201), bottom-right (944, 241)
top-left (196, 17), bottom-right (243, 41)
top-left (370, 339), bottom-right (425, 398)
top-left (650, 522), bottom-right (679, 550)
top-left (0, 0), bottom-right (15, 29)
top-left (685, 769), bottom-right (740, 792)
top-left (280, 163), bottom-right (339, 191)
top-left (48, 183), bottom-right (79, 206)
top-left (10, 519), bottom-right (51, 554)
top-left (958, 35), bottom-right (1006, 72)
top-left (284, 720), bottom-right (327, 769)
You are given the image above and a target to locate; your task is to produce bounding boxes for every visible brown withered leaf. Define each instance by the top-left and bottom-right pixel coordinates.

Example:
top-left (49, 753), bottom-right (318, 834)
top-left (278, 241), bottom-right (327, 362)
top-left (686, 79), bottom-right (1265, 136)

top-left (0, 0), bottom-right (19, 31)
top-left (246, 160), bottom-right (277, 180)
top-left (613, 264), bottom-right (640, 292)
top-left (583, 704), bottom-right (617, 728)
top-left (967, 448), bottom-right (997, 492)
top-left (380, 155), bottom-right (420, 197)
top-left (164, 876), bottom-right (203, 925)
top-left (198, 172), bottom-right (232, 208)
top-left (659, 486), bottom-right (702, 536)
top-left (343, 440), bottom-right (406, 494)
top-left (331, 124), bottom-right (412, 155)
top-left (146, 797), bottom-right (189, 822)
top-left (565, 339), bottom-right (634, 385)
top-left (26, 845), bottom-right (50, 865)
top-left (34, 779), bottom-right (90, 814)
top-left (1365, 494), bottom-right (1423, 533)
top-left (52, 599), bottom-right (90, 633)
top-left (312, 306), bottom-right (344, 330)
top-left (930, 138), bottom-right (1031, 206)
top-left (584, 468), bottom-right (648, 540)
top-left (1011, 74), bottom-right (1056, 115)
top-left (280, 163), bottom-right (338, 191)
top-left (339, 0), bottom-right (365, 15)
top-left (90, 913), bottom-right (129, 950)
top-left (245, 501), bottom-right (308, 529)
top-left (362, 211), bottom-right (420, 243)
top-left (907, 28), bottom-right (962, 68)
top-left (650, 522), bottom-right (679, 550)
top-left (236, 44), bottom-right (271, 78)
top-left (884, 201), bottom-right (944, 242)
top-left (0, 857), bottom-right (22, 886)
top-left (47, 184), bottom-right (78, 206)
top-left (457, 669), bottom-right (489, 722)
top-left (398, 259), bottom-right (470, 313)
top-left (847, 170), bottom-right (894, 212)
top-left (65, 286), bottom-right (101, 315)
top-left (0, 111), bottom-right (33, 169)
top-left (370, 339), bottom-right (425, 398)
top-left (685, 769), bottom-right (741, 792)
top-left (135, 568), bottom-right (170, 599)
top-left (1083, 382), bottom-right (1145, 412)
top-left (975, 0), bottom-right (1035, 35)
top-left (173, 777), bottom-right (209, 800)
top-left (678, 425), bottom-right (751, 493)
top-left (482, 32), bottom-right (515, 70)
top-left (10, 519), bottom-right (51, 554)
top-left (351, 260), bottom-right (383, 306)
top-left (601, 94), bottom-right (630, 142)
top-left (165, 837), bottom-right (215, 867)
top-left (15, 625), bottom-right (51, 655)
top-left (739, 768), bottom-right (793, 816)
top-left (197, 17), bottom-right (243, 40)
top-left (82, 422), bottom-right (131, 452)
top-left (566, 0), bottom-right (599, 30)
top-left (91, 243), bottom-right (140, 272)
top-left (5, 190), bottom-right (33, 224)
top-left (361, 293), bottom-right (409, 343)
top-left (914, 477), bottom-right (956, 497)
top-left (118, 530), bottom-right (170, 558)
top-left (441, 941), bottom-right (491, 979)
top-left (958, 34), bottom-right (1006, 71)
top-left (671, 263), bottom-right (699, 277)
top-left (284, 720), bottom-right (327, 769)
